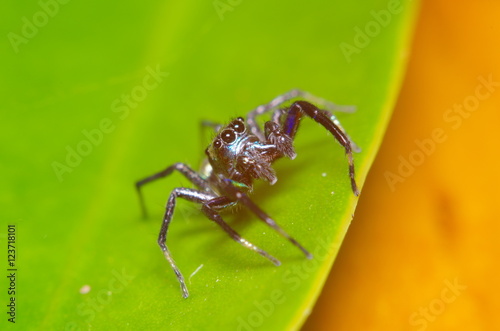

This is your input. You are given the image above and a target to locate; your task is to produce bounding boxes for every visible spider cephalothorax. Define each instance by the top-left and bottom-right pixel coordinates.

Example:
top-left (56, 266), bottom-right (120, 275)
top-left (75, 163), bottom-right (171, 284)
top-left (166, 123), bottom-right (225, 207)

top-left (205, 117), bottom-right (295, 187)
top-left (136, 89), bottom-right (360, 298)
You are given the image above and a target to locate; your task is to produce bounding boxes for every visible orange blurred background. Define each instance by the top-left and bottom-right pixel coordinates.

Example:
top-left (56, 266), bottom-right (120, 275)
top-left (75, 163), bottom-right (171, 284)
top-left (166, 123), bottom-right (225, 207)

top-left (304, 0), bottom-right (500, 330)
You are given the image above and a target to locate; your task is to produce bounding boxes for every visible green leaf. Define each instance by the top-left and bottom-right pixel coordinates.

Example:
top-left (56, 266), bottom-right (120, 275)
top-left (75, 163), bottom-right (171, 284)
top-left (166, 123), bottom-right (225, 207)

top-left (1, 0), bottom-right (418, 329)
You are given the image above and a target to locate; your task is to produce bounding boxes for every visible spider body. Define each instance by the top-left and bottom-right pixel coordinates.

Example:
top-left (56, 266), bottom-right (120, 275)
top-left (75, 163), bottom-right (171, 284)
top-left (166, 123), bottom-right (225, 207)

top-left (205, 117), bottom-right (290, 187)
top-left (135, 89), bottom-right (360, 298)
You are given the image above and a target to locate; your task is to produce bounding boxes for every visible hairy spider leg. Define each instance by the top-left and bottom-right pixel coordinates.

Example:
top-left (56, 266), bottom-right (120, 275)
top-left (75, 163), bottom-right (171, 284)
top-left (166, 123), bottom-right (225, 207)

top-left (136, 166), bottom-right (283, 298)
top-left (135, 163), bottom-right (211, 218)
top-left (320, 109), bottom-right (361, 153)
top-left (282, 101), bottom-right (360, 196)
top-left (159, 188), bottom-right (281, 298)
top-left (247, 89), bottom-right (356, 140)
top-left (220, 178), bottom-right (313, 259)
top-left (158, 188), bottom-right (217, 298)
top-left (201, 196), bottom-right (281, 266)
top-left (200, 120), bottom-right (223, 132)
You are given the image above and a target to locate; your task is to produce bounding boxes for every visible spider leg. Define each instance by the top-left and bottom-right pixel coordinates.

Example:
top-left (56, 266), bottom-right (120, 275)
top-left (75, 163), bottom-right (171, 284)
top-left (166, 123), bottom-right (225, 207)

top-left (320, 109), bottom-right (361, 152)
top-left (292, 89), bottom-right (357, 114)
top-left (220, 179), bottom-right (313, 259)
top-left (247, 89), bottom-right (356, 139)
top-left (247, 90), bottom-right (306, 140)
top-left (200, 120), bottom-right (223, 132)
top-left (158, 187), bottom-right (217, 298)
top-left (135, 163), bottom-right (211, 218)
top-left (159, 187), bottom-right (280, 298)
top-left (201, 196), bottom-right (281, 266)
top-left (283, 100), bottom-right (360, 196)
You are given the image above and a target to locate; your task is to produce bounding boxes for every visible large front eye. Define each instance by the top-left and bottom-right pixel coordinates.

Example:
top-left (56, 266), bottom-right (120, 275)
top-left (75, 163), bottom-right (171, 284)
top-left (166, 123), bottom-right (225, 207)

top-left (221, 129), bottom-right (236, 144)
top-left (232, 119), bottom-right (245, 133)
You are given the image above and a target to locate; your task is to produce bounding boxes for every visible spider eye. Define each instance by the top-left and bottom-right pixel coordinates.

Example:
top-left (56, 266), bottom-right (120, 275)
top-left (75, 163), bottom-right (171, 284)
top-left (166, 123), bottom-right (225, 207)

top-left (232, 119), bottom-right (245, 133)
top-left (213, 139), bottom-right (222, 149)
top-left (221, 129), bottom-right (236, 144)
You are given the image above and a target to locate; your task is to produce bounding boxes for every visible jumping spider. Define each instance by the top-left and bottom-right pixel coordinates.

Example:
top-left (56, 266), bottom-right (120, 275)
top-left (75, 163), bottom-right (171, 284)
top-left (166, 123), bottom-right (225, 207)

top-left (135, 89), bottom-right (360, 298)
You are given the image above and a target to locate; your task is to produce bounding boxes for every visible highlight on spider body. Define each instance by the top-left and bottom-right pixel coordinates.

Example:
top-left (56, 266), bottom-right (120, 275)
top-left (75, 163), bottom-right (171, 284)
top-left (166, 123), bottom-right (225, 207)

top-left (135, 89), bottom-right (360, 298)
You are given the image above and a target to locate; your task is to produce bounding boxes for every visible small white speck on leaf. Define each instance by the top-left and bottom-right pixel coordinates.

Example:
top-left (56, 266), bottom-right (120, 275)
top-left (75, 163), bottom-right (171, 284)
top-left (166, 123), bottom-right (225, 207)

top-left (79, 285), bottom-right (91, 294)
